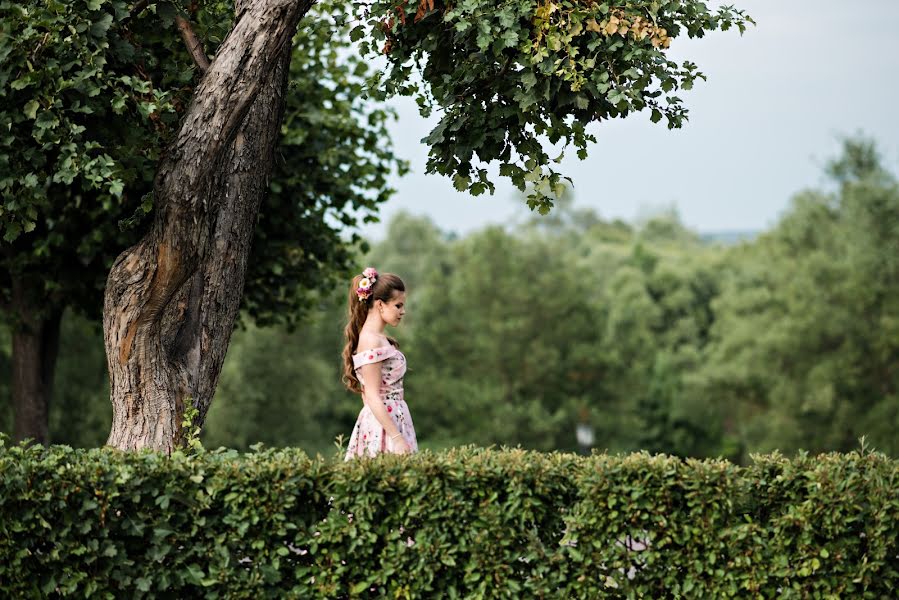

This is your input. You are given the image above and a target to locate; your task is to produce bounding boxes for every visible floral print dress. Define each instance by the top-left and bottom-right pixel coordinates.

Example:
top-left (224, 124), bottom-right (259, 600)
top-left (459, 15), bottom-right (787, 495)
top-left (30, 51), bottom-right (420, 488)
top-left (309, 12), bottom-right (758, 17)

top-left (344, 344), bottom-right (419, 460)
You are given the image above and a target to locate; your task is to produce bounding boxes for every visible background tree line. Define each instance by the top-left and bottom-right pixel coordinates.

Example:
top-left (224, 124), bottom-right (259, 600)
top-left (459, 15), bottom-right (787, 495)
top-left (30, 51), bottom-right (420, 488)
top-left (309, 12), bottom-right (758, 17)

top-left (3, 138), bottom-right (895, 464)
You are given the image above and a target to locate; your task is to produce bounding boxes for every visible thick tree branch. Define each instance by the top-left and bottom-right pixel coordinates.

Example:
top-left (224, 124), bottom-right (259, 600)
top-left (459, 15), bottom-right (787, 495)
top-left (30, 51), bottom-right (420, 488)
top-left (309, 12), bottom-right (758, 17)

top-left (164, 0), bottom-right (309, 187)
top-left (128, 0), bottom-right (310, 324)
top-left (175, 15), bottom-right (211, 72)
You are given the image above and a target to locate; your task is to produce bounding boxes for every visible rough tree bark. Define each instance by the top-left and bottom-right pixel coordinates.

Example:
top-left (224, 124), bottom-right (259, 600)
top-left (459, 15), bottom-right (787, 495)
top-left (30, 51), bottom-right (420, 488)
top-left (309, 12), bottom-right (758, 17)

top-left (11, 277), bottom-right (63, 446)
top-left (103, 0), bottom-right (314, 453)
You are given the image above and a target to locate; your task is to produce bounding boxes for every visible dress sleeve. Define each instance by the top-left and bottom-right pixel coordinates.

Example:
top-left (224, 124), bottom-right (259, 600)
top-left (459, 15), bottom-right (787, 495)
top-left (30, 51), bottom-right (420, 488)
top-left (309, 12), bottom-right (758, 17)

top-left (352, 345), bottom-right (397, 369)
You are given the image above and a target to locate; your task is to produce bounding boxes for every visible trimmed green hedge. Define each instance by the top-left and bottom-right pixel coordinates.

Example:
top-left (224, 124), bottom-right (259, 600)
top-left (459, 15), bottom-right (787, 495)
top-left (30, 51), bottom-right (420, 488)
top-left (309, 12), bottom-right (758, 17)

top-left (1, 433), bottom-right (896, 598)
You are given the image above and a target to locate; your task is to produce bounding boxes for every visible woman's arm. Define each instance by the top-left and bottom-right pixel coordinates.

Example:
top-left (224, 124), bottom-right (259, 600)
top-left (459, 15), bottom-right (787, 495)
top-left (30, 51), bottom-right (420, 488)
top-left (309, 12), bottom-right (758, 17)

top-left (359, 360), bottom-right (402, 440)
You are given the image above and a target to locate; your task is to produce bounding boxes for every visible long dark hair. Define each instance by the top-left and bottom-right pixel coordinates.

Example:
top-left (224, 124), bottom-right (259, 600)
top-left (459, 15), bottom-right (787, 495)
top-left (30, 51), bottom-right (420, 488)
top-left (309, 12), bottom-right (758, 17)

top-left (342, 272), bottom-right (405, 393)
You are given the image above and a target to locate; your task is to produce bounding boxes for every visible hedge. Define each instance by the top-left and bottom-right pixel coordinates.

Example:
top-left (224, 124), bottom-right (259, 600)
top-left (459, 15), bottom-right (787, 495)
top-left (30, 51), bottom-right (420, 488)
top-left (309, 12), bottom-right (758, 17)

top-left (1, 433), bottom-right (896, 598)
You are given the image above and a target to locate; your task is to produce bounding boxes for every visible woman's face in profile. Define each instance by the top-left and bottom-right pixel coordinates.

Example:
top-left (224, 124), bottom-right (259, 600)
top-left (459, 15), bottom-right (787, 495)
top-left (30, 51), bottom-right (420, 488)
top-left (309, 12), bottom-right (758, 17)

top-left (378, 291), bottom-right (406, 327)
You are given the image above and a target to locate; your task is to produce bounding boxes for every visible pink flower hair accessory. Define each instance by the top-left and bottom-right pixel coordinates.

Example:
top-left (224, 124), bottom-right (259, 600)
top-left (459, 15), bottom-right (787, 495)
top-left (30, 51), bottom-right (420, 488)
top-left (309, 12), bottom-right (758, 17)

top-left (355, 267), bottom-right (379, 302)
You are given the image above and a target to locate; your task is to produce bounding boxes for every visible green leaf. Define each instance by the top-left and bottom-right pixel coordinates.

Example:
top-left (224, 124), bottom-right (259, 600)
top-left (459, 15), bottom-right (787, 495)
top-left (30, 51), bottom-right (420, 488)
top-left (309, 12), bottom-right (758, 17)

top-left (4, 222), bottom-right (22, 242)
top-left (11, 76), bottom-right (33, 91)
top-left (90, 12), bottom-right (113, 37)
top-left (156, 2), bottom-right (177, 29)
top-left (350, 581), bottom-right (370, 594)
top-left (34, 111), bottom-right (59, 131)
top-left (520, 71), bottom-right (538, 89)
top-left (184, 564), bottom-right (206, 585)
top-left (24, 100), bottom-right (40, 119)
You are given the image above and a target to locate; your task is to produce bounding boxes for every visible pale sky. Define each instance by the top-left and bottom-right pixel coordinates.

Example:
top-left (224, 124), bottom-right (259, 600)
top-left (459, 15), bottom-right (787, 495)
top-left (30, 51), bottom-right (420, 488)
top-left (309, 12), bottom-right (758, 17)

top-left (358, 0), bottom-right (899, 239)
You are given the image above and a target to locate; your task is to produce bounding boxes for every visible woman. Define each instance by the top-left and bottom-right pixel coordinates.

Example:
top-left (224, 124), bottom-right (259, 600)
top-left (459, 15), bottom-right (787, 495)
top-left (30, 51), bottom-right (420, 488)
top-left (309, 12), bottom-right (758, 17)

top-left (343, 267), bottom-right (418, 460)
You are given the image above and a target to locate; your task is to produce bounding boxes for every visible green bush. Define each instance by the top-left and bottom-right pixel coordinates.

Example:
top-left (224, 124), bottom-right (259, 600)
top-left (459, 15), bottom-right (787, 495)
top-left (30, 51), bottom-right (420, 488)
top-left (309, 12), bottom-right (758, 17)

top-left (1, 433), bottom-right (896, 598)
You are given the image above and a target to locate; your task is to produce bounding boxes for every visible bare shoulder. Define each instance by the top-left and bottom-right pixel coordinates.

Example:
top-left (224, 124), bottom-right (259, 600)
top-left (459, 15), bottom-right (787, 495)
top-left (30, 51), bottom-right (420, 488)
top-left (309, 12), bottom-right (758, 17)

top-left (357, 331), bottom-right (389, 353)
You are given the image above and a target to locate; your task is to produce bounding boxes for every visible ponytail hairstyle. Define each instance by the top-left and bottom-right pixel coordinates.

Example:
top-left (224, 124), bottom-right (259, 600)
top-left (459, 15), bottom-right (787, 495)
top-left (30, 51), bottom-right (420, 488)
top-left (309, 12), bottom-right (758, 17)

top-left (342, 269), bottom-right (406, 393)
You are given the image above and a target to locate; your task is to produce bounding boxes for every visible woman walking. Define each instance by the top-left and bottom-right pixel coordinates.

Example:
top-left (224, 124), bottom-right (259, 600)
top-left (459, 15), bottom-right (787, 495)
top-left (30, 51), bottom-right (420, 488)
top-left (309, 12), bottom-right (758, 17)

top-left (343, 267), bottom-right (418, 460)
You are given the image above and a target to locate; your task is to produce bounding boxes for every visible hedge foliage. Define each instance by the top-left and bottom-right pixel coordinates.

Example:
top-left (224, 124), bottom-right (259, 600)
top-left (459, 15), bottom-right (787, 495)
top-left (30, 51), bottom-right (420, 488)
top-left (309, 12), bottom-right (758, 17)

top-left (1, 433), bottom-right (896, 598)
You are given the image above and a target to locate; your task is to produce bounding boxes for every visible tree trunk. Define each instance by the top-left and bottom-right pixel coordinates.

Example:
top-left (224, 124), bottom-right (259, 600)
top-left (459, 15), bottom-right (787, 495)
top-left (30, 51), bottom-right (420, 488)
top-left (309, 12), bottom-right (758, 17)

top-left (103, 0), bottom-right (313, 453)
top-left (11, 277), bottom-right (63, 446)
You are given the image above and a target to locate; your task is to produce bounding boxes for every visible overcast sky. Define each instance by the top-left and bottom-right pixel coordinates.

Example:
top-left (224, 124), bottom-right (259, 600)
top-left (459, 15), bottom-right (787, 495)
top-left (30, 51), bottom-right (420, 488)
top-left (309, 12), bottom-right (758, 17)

top-left (357, 0), bottom-right (899, 240)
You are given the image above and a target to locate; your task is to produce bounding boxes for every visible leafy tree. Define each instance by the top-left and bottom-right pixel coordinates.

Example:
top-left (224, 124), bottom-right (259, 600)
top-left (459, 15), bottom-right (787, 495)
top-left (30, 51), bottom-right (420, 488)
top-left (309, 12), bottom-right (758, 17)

top-left (632, 249), bottom-right (730, 457)
top-left (694, 138), bottom-right (899, 460)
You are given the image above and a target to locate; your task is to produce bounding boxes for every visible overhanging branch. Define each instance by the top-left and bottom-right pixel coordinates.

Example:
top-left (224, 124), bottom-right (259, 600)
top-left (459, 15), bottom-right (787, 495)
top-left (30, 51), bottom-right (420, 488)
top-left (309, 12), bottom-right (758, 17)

top-left (175, 15), bottom-right (211, 72)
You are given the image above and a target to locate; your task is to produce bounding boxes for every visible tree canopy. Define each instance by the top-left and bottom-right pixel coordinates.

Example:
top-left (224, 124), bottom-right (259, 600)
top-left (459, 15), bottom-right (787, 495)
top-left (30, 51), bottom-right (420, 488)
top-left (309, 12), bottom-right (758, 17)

top-left (360, 0), bottom-right (753, 212)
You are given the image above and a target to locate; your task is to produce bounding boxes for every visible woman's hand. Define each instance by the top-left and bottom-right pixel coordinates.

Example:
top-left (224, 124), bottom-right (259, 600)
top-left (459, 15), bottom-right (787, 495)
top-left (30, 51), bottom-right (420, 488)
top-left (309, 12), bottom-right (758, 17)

top-left (392, 436), bottom-right (411, 455)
